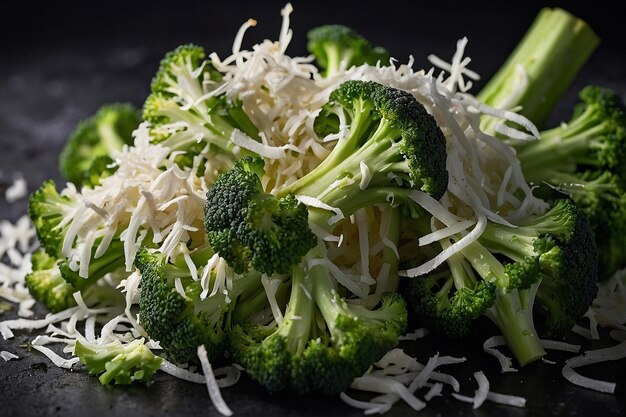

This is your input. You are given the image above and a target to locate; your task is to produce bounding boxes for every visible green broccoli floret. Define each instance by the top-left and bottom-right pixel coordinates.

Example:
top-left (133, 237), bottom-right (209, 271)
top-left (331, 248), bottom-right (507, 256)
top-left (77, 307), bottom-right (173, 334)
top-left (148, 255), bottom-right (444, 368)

top-left (25, 249), bottom-right (76, 313)
top-left (307, 25), bottom-right (389, 77)
top-left (28, 180), bottom-right (82, 258)
top-left (405, 199), bottom-right (597, 365)
top-left (58, 239), bottom-right (126, 290)
top-left (230, 246), bottom-right (407, 395)
top-left (143, 44), bottom-right (259, 162)
top-left (134, 246), bottom-right (265, 363)
top-left (513, 86), bottom-right (626, 279)
top-left (29, 180), bottom-right (129, 302)
top-left (74, 338), bottom-right (162, 385)
top-left (480, 199), bottom-right (598, 336)
top-left (82, 155), bottom-right (118, 188)
top-left (204, 81), bottom-right (448, 277)
top-left (59, 103), bottom-right (139, 187)
top-left (25, 248), bottom-right (125, 313)
top-left (478, 8), bottom-right (599, 131)
top-left (204, 157), bottom-right (316, 275)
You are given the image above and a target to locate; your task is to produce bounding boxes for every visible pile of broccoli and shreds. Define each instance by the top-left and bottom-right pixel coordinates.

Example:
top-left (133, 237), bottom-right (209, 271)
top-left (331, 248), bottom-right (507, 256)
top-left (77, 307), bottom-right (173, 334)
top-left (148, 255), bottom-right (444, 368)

top-left (22, 6), bottom-right (626, 396)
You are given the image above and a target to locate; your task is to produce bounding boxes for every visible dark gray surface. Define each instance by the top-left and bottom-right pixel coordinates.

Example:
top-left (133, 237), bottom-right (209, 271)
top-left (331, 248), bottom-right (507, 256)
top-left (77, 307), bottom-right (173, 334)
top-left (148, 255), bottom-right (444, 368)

top-left (1, 1), bottom-right (626, 416)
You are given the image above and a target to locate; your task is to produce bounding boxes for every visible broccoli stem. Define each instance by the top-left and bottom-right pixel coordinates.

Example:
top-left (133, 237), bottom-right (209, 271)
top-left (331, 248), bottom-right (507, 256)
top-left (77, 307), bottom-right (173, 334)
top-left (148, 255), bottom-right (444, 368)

top-left (277, 265), bottom-right (316, 355)
top-left (478, 8), bottom-right (599, 130)
top-left (486, 285), bottom-right (546, 366)
top-left (517, 118), bottom-right (613, 180)
top-left (323, 45), bottom-right (344, 77)
top-left (460, 241), bottom-right (545, 365)
top-left (378, 206), bottom-right (401, 293)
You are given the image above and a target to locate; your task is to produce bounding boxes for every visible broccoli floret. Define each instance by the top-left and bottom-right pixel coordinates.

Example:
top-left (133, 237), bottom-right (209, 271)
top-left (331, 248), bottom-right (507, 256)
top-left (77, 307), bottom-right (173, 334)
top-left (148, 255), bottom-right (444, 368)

top-left (513, 86), bottom-right (626, 279)
top-left (28, 180), bottom-right (82, 258)
top-left (480, 199), bottom-right (598, 336)
top-left (134, 247), bottom-right (265, 363)
top-left (204, 81), bottom-right (448, 277)
top-left (298, 80), bottom-right (448, 201)
top-left (29, 180), bottom-right (127, 283)
top-left (307, 25), bottom-right (389, 77)
top-left (25, 249), bottom-right (76, 313)
top-left (59, 103), bottom-right (139, 187)
top-left (58, 239), bottom-right (126, 290)
top-left (478, 8), bottom-right (599, 130)
top-left (25, 248), bottom-right (125, 313)
top-left (204, 157), bottom-right (317, 275)
top-left (230, 246), bottom-right (407, 394)
top-left (82, 155), bottom-right (118, 188)
top-left (405, 199), bottom-right (597, 365)
top-left (143, 44), bottom-right (259, 162)
top-left (74, 338), bottom-right (162, 385)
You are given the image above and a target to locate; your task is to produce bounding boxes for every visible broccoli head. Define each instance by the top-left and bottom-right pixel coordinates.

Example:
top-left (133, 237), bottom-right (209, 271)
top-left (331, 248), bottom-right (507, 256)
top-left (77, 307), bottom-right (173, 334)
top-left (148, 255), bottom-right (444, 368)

top-left (143, 44), bottom-right (259, 162)
top-left (75, 338), bottom-right (162, 385)
top-left (134, 247), bottom-right (264, 363)
top-left (28, 180), bottom-right (82, 258)
top-left (59, 103), bottom-right (139, 187)
top-left (307, 25), bottom-right (389, 77)
top-left (25, 249), bottom-right (76, 313)
top-left (514, 86), bottom-right (626, 279)
top-left (230, 247), bottom-right (407, 394)
top-left (204, 157), bottom-right (316, 276)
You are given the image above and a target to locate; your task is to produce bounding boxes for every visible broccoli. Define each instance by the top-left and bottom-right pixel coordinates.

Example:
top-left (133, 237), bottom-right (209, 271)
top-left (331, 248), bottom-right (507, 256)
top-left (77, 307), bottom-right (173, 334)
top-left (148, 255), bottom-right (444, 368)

top-left (28, 180), bottom-right (82, 258)
top-left (143, 44), bottom-right (259, 164)
top-left (204, 81), bottom-right (448, 276)
top-left (307, 25), bottom-right (389, 77)
top-left (25, 249), bottom-right (76, 313)
top-left (513, 86), bottom-right (626, 278)
top-left (74, 338), bottom-right (162, 385)
top-left (25, 249), bottom-right (125, 313)
top-left (59, 103), bottom-right (139, 187)
top-left (29, 180), bottom-right (127, 294)
top-left (205, 80), bottom-right (443, 393)
top-left (82, 155), bottom-right (118, 188)
top-left (204, 156), bottom-right (317, 276)
top-left (134, 246), bottom-right (267, 363)
top-left (230, 246), bottom-right (407, 394)
top-left (478, 8), bottom-right (599, 131)
top-left (405, 199), bottom-right (598, 365)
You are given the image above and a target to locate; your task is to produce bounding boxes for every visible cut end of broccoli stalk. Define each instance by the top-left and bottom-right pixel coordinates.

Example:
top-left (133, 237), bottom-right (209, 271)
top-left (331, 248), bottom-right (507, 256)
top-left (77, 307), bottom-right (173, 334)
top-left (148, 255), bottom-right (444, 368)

top-left (486, 284), bottom-right (546, 366)
top-left (478, 7), bottom-right (599, 130)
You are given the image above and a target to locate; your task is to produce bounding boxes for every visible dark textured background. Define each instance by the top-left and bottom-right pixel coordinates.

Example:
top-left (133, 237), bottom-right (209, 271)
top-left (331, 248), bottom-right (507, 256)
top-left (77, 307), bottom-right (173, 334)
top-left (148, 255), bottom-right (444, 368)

top-left (1, 1), bottom-right (625, 416)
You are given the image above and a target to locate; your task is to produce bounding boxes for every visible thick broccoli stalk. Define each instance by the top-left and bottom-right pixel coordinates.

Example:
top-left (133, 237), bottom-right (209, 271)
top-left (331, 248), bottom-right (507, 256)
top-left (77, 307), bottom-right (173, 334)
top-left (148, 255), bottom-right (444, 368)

top-left (230, 246), bottom-right (407, 395)
top-left (514, 86), bottom-right (626, 278)
top-left (134, 247), bottom-right (264, 363)
top-left (478, 8), bottom-right (599, 131)
top-left (59, 103), bottom-right (140, 187)
top-left (143, 44), bottom-right (259, 163)
top-left (74, 338), bottom-right (162, 385)
top-left (307, 25), bottom-right (389, 77)
top-left (25, 249), bottom-right (76, 313)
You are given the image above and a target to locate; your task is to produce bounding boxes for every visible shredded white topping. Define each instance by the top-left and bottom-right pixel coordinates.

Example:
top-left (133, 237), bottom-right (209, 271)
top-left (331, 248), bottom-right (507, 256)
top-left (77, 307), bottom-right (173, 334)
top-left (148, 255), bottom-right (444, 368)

top-left (483, 336), bottom-right (518, 373)
top-left (562, 341), bottom-right (626, 394)
top-left (197, 345), bottom-right (234, 416)
top-left (5, 174), bottom-right (28, 203)
top-left (1, 350), bottom-right (19, 361)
